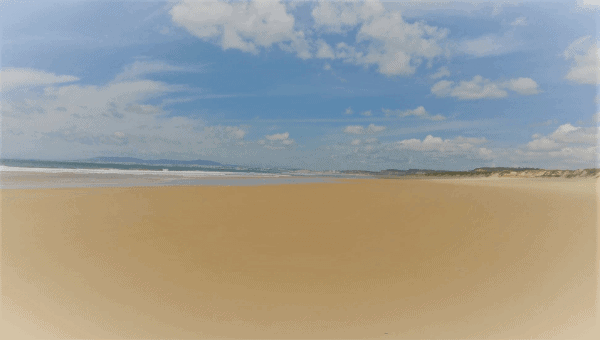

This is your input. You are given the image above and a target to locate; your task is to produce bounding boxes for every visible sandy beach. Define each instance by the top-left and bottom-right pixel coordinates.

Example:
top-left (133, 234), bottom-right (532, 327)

top-left (1, 178), bottom-right (598, 339)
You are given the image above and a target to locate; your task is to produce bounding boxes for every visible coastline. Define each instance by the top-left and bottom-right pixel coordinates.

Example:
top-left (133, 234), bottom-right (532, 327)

top-left (0, 169), bottom-right (339, 189)
top-left (2, 167), bottom-right (597, 190)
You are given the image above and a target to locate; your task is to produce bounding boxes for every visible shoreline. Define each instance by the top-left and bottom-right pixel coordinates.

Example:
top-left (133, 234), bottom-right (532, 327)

top-left (1, 168), bottom-right (597, 189)
top-left (0, 170), bottom-right (342, 189)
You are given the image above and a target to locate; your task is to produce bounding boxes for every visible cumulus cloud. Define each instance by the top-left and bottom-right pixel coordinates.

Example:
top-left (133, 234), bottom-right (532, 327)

top-left (312, 0), bottom-right (386, 33)
top-left (382, 106), bottom-right (445, 120)
top-left (344, 107), bottom-right (354, 115)
top-left (170, 0), bottom-right (311, 59)
top-left (502, 77), bottom-right (540, 95)
top-left (265, 132), bottom-right (289, 141)
top-left (170, 0), bottom-right (449, 77)
top-left (429, 66), bottom-right (450, 79)
top-left (259, 131), bottom-right (295, 149)
top-left (1, 68), bottom-right (79, 92)
top-left (360, 110), bottom-right (372, 116)
top-left (563, 35), bottom-right (599, 85)
top-left (350, 8), bottom-right (449, 76)
top-left (526, 138), bottom-right (559, 151)
top-left (343, 124), bottom-right (386, 134)
top-left (518, 123), bottom-right (599, 165)
top-left (431, 75), bottom-right (539, 100)
top-left (316, 39), bottom-right (336, 59)
top-left (547, 123), bottom-right (598, 144)
top-left (392, 135), bottom-right (490, 157)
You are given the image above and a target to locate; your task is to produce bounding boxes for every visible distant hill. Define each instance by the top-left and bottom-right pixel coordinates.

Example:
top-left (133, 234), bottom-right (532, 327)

top-left (88, 157), bottom-right (223, 166)
top-left (472, 167), bottom-right (541, 172)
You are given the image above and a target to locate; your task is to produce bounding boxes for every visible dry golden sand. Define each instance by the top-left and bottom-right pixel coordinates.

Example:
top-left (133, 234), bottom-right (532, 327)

top-left (1, 178), bottom-right (598, 339)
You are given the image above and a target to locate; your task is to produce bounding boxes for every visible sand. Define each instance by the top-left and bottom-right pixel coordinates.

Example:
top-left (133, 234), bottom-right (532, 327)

top-left (0, 170), bottom-right (333, 189)
top-left (1, 178), bottom-right (598, 339)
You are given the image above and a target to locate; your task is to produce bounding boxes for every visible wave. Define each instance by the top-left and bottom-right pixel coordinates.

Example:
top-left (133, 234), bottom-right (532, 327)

top-left (0, 166), bottom-right (285, 177)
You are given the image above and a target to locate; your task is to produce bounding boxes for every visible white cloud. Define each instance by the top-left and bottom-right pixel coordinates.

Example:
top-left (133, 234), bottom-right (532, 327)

top-left (548, 123), bottom-right (598, 144)
top-left (316, 39), bottom-right (335, 59)
top-left (352, 8), bottom-right (448, 76)
top-left (260, 131), bottom-right (294, 149)
top-left (526, 137), bottom-right (559, 151)
top-left (391, 134), bottom-right (492, 158)
top-left (1, 68), bottom-right (79, 92)
top-left (458, 28), bottom-right (523, 58)
top-left (114, 60), bottom-right (196, 82)
top-left (382, 106), bottom-right (445, 120)
top-left (432, 76), bottom-right (507, 99)
top-left (265, 132), bottom-right (289, 141)
top-left (343, 124), bottom-right (386, 134)
top-left (344, 125), bottom-right (365, 134)
top-left (360, 110), bottom-right (372, 116)
top-left (311, 0), bottom-right (384, 33)
top-left (170, 0), bottom-right (450, 77)
top-left (502, 77), bottom-right (540, 95)
top-left (344, 107), bottom-right (354, 115)
top-left (429, 66), bottom-right (450, 79)
top-left (170, 0), bottom-right (311, 59)
top-left (575, 0), bottom-right (600, 12)
top-left (510, 16), bottom-right (527, 26)
top-left (207, 126), bottom-right (247, 140)
top-left (431, 75), bottom-right (539, 100)
top-left (1, 66), bottom-right (248, 160)
top-left (350, 137), bottom-right (379, 146)
top-left (563, 35), bottom-right (599, 85)
top-left (313, 0), bottom-right (451, 75)
top-left (518, 123), bottom-right (599, 165)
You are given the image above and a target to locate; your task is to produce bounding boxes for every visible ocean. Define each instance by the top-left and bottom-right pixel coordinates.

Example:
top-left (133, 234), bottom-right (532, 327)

top-left (0, 159), bottom-right (283, 176)
top-left (0, 159), bottom-right (351, 188)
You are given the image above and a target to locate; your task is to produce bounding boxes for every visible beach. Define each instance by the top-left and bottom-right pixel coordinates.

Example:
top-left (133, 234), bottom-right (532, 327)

top-left (1, 177), bottom-right (598, 339)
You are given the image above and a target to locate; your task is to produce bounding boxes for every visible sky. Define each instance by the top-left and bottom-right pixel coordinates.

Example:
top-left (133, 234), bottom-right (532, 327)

top-left (0, 0), bottom-right (598, 171)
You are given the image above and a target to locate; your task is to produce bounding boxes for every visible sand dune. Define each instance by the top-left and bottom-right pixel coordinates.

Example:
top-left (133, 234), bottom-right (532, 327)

top-left (1, 179), bottom-right (598, 339)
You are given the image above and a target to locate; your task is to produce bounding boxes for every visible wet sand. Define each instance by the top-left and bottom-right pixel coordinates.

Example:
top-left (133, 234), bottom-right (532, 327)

top-left (1, 179), bottom-right (598, 339)
top-left (0, 171), bottom-right (334, 189)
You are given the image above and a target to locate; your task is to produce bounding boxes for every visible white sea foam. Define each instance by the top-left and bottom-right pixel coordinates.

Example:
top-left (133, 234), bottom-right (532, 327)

top-left (0, 166), bottom-right (284, 177)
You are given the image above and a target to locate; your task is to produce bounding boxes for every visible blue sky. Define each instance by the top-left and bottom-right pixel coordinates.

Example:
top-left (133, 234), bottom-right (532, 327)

top-left (1, 0), bottom-right (598, 170)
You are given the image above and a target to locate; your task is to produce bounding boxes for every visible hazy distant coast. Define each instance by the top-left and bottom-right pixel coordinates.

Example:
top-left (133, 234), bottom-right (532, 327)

top-left (2, 158), bottom-right (599, 183)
